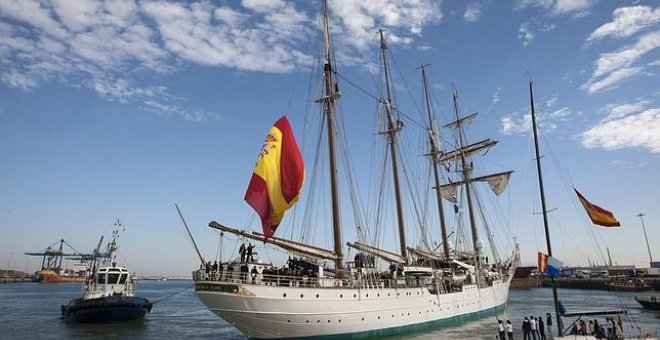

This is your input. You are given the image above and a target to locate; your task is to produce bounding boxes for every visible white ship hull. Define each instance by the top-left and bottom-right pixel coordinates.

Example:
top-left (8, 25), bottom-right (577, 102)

top-left (195, 273), bottom-right (512, 339)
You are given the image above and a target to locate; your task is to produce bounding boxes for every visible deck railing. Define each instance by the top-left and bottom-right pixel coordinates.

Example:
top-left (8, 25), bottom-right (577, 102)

top-left (191, 269), bottom-right (498, 292)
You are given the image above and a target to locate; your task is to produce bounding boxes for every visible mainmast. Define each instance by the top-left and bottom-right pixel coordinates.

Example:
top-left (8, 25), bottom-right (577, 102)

top-left (451, 87), bottom-right (481, 282)
top-left (420, 65), bottom-right (450, 260)
top-left (320, 0), bottom-right (344, 276)
top-left (529, 80), bottom-right (562, 336)
top-left (378, 29), bottom-right (407, 261)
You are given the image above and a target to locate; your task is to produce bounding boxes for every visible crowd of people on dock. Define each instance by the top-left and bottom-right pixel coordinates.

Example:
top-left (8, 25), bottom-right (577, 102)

top-left (498, 313), bottom-right (625, 339)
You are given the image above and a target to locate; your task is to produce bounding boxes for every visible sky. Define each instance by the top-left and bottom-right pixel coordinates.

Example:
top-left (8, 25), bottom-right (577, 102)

top-left (1, 0), bottom-right (658, 277)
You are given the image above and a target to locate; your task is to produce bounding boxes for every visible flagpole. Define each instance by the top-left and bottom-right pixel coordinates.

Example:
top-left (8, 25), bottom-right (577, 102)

top-left (637, 213), bottom-right (653, 267)
top-left (529, 80), bottom-right (562, 337)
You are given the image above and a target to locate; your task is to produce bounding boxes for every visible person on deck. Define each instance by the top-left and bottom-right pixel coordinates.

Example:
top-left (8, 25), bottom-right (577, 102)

top-left (530, 316), bottom-right (538, 340)
top-left (239, 243), bottom-right (246, 262)
top-left (546, 313), bottom-right (553, 337)
top-left (247, 244), bottom-right (255, 262)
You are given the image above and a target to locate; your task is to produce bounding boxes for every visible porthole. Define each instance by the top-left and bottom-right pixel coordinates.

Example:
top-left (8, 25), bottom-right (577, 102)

top-left (316, 294), bottom-right (319, 298)
top-left (327, 320), bottom-right (331, 323)
top-left (377, 293), bottom-right (380, 297)
top-left (283, 293), bottom-right (287, 298)
top-left (306, 320), bottom-right (309, 323)
top-left (340, 294), bottom-right (343, 298)
top-left (378, 316), bottom-right (381, 319)
top-left (287, 320), bottom-right (291, 323)
top-left (338, 320), bottom-right (341, 323)
top-left (366, 294), bottom-right (369, 297)
top-left (354, 294), bottom-right (357, 298)
top-left (361, 317), bottom-right (365, 321)
top-left (300, 294), bottom-right (304, 298)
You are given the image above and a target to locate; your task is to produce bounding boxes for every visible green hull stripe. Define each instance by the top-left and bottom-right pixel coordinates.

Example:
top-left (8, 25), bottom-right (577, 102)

top-left (255, 303), bottom-right (506, 339)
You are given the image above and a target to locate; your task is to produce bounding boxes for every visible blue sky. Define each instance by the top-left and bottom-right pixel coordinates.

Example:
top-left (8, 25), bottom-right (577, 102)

top-left (1, 0), bottom-right (658, 277)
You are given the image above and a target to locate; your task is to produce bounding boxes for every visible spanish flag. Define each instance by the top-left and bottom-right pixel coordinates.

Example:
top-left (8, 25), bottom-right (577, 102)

top-left (574, 189), bottom-right (620, 227)
top-left (245, 116), bottom-right (305, 238)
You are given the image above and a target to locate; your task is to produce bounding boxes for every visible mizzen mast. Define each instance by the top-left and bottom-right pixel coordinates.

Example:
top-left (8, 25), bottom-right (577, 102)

top-left (378, 29), bottom-right (408, 261)
top-left (450, 87), bottom-right (481, 282)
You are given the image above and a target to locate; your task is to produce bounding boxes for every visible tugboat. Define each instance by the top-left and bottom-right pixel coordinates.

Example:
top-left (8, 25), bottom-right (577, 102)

top-left (61, 221), bottom-right (152, 322)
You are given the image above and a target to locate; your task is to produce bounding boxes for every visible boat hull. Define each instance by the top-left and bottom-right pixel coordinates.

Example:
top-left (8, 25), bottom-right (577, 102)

top-left (634, 296), bottom-right (660, 310)
top-left (61, 295), bottom-right (152, 323)
top-left (39, 269), bottom-right (85, 284)
top-left (195, 277), bottom-right (511, 339)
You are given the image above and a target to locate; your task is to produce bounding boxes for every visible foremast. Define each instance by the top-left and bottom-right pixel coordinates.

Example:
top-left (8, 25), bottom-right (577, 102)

top-left (529, 80), bottom-right (562, 336)
top-left (378, 29), bottom-right (408, 262)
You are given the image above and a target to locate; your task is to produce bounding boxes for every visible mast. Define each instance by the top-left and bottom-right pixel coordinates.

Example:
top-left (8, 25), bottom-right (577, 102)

top-left (420, 65), bottom-right (450, 259)
top-left (451, 86), bottom-right (481, 283)
top-left (529, 80), bottom-right (562, 337)
top-left (637, 213), bottom-right (654, 266)
top-left (379, 29), bottom-right (407, 261)
top-left (321, 0), bottom-right (344, 276)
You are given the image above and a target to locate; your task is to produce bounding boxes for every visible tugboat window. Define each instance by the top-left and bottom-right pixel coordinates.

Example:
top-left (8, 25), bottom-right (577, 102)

top-left (108, 273), bottom-right (120, 284)
top-left (97, 274), bottom-right (106, 284)
top-left (118, 274), bottom-right (127, 284)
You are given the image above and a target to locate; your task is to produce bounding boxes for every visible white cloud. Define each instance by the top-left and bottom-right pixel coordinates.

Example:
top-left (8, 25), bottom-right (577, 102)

top-left (0, 0), bottom-right (442, 120)
top-left (599, 99), bottom-right (651, 122)
top-left (581, 108), bottom-right (660, 153)
top-left (592, 31), bottom-right (660, 78)
top-left (581, 66), bottom-right (643, 94)
top-left (587, 5), bottom-right (660, 42)
top-left (517, 21), bottom-right (555, 47)
top-left (582, 30), bottom-right (659, 93)
top-left (331, 0), bottom-right (442, 50)
top-left (463, 3), bottom-right (483, 23)
top-left (516, 0), bottom-right (596, 17)
top-left (518, 23), bottom-right (535, 47)
top-left (492, 87), bottom-right (501, 105)
top-left (500, 114), bottom-right (532, 135)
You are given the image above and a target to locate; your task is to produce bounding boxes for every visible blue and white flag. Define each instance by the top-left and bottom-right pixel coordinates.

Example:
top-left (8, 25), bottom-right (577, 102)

top-left (547, 256), bottom-right (563, 277)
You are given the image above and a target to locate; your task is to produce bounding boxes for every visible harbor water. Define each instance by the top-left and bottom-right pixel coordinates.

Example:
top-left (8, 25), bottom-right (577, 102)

top-left (1, 280), bottom-right (658, 339)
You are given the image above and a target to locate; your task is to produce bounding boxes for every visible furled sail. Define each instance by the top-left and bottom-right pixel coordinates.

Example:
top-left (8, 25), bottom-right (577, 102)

top-left (443, 112), bottom-right (478, 130)
top-left (346, 241), bottom-right (405, 264)
top-left (209, 221), bottom-right (337, 261)
top-left (439, 139), bottom-right (497, 163)
top-left (407, 247), bottom-right (444, 261)
top-left (440, 171), bottom-right (513, 201)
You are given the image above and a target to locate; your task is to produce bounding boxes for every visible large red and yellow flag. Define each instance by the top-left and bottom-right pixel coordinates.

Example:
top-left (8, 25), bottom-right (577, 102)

top-left (245, 116), bottom-right (305, 238)
top-left (574, 188), bottom-right (620, 227)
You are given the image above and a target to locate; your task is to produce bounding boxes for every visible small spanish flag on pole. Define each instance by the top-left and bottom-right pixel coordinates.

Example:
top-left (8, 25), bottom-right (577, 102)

top-left (574, 188), bottom-right (620, 227)
top-left (245, 116), bottom-right (305, 238)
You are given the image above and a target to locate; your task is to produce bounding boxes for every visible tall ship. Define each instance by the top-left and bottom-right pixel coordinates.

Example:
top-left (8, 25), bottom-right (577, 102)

top-left (192, 1), bottom-right (518, 338)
